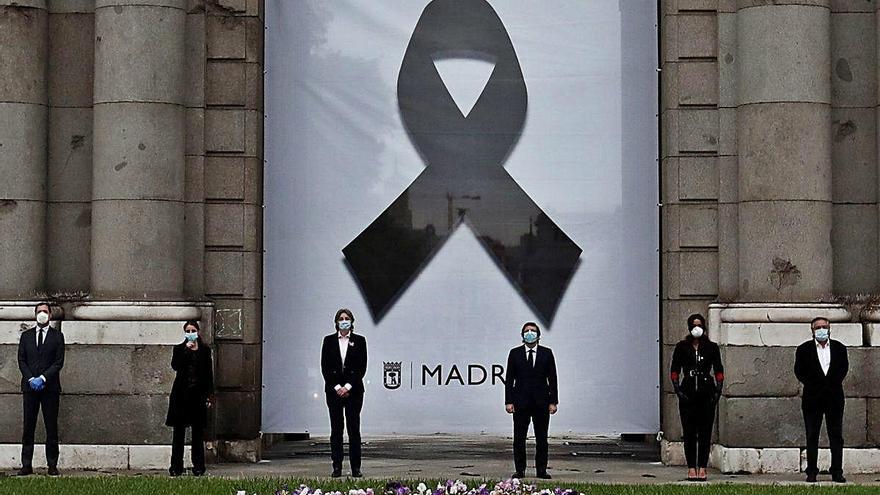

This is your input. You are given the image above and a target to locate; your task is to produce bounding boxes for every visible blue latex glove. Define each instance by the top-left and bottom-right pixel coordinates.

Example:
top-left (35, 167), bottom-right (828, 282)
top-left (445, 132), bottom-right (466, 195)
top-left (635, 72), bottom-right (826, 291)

top-left (29, 377), bottom-right (45, 391)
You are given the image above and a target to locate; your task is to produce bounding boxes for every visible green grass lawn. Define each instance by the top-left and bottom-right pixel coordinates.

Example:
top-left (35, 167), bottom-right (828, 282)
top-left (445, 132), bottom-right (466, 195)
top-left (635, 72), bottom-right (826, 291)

top-left (0, 477), bottom-right (878, 495)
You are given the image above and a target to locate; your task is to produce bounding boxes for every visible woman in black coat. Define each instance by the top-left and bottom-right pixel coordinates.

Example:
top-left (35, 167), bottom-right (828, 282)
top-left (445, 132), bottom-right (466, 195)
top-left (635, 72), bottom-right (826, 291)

top-left (166, 320), bottom-right (214, 476)
top-left (670, 313), bottom-right (724, 482)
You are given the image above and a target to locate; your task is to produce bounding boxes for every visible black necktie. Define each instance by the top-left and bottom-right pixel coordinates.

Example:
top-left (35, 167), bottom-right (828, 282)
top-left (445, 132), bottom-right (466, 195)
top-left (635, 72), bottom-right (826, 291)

top-left (38, 329), bottom-right (44, 349)
top-left (528, 349), bottom-right (534, 368)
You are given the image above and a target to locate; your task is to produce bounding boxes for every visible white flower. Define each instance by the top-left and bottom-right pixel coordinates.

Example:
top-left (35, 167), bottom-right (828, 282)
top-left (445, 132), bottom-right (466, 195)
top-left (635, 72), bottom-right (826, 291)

top-left (418, 483), bottom-right (428, 493)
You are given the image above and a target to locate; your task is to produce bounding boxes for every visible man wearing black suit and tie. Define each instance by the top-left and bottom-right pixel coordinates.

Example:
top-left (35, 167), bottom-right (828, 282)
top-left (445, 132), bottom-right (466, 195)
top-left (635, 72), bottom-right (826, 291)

top-left (18, 302), bottom-right (65, 476)
top-left (505, 322), bottom-right (558, 479)
top-left (320, 308), bottom-right (368, 478)
top-left (795, 316), bottom-right (849, 484)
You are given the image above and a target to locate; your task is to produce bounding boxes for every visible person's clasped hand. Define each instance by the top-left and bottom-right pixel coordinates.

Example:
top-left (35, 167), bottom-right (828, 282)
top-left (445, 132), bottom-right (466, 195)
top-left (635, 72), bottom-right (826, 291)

top-left (28, 377), bottom-right (45, 391)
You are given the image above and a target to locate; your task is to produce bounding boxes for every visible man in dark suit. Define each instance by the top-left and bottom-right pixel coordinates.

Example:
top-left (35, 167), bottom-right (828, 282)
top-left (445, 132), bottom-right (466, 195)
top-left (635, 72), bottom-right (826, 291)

top-left (505, 322), bottom-right (558, 479)
top-left (794, 316), bottom-right (848, 483)
top-left (18, 302), bottom-right (65, 476)
top-left (320, 308), bottom-right (367, 478)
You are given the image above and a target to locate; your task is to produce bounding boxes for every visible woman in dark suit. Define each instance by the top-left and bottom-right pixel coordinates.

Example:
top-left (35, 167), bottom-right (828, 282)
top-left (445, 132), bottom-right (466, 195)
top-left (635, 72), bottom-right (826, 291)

top-left (670, 313), bottom-right (724, 482)
top-left (166, 320), bottom-right (214, 476)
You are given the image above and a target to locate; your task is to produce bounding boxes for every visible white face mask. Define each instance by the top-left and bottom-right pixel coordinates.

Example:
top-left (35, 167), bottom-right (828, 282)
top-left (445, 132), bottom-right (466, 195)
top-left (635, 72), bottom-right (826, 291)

top-left (690, 326), bottom-right (704, 338)
top-left (36, 311), bottom-right (50, 326)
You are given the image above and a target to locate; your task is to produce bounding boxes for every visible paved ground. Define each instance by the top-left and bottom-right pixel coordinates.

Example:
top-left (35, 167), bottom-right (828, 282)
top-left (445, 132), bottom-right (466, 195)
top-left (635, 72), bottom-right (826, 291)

top-left (5, 435), bottom-right (880, 485)
top-left (219, 435), bottom-right (880, 485)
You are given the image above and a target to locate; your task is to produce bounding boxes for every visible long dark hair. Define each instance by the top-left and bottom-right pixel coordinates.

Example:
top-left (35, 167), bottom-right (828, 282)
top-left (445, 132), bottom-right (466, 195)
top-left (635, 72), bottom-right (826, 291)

top-left (685, 313), bottom-right (710, 344)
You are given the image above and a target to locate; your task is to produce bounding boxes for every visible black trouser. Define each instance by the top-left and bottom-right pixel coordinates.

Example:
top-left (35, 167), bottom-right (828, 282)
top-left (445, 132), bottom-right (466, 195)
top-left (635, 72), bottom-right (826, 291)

top-left (513, 404), bottom-right (550, 474)
top-left (327, 391), bottom-right (363, 471)
top-left (171, 424), bottom-right (206, 474)
top-left (21, 390), bottom-right (60, 468)
top-left (803, 398), bottom-right (844, 476)
top-left (678, 393), bottom-right (714, 469)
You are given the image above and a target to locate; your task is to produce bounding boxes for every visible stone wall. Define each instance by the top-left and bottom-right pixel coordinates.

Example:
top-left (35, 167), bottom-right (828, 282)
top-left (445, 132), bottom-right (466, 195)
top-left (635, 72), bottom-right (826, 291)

top-left (0, 0), bottom-right (263, 462)
top-left (661, 0), bottom-right (880, 472)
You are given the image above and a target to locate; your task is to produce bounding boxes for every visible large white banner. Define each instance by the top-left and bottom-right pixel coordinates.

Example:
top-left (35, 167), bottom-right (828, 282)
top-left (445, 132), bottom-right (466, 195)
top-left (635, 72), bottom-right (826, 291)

top-left (263, 0), bottom-right (659, 435)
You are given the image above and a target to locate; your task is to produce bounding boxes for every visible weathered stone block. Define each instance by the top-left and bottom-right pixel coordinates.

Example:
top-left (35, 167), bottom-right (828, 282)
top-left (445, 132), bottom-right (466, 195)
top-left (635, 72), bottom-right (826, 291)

top-left (832, 204), bottom-right (879, 295)
top-left (717, 203), bottom-right (738, 299)
top-left (0, 393), bottom-right (172, 444)
top-left (94, 4), bottom-right (186, 105)
top-left (678, 109), bottom-right (718, 152)
top-left (678, 156), bottom-right (718, 201)
top-left (678, 61), bottom-right (718, 106)
top-left (844, 348), bottom-right (880, 397)
top-left (868, 398), bottom-right (880, 445)
top-left (660, 440), bottom-right (685, 466)
top-left (0, 103), bottom-right (49, 200)
top-left (92, 102), bottom-right (186, 201)
top-left (205, 156), bottom-right (246, 200)
top-left (831, 12), bottom-right (876, 107)
top-left (738, 201), bottom-right (833, 301)
top-left (709, 444), bottom-right (760, 473)
top-left (760, 448), bottom-right (800, 473)
top-left (207, 15), bottom-right (246, 60)
top-left (46, 202), bottom-right (91, 292)
top-left (738, 103), bottom-right (831, 201)
top-left (832, 108), bottom-right (877, 203)
top-left (717, 322), bottom-right (862, 347)
top-left (214, 391), bottom-right (259, 439)
top-left (717, 13), bottom-right (736, 108)
top-left (207, 61), bottom-right (246, 106)
top-left (679, 205), bottom-right (717, 248)
top-left (48, 12), bottom-right (94, 107)
top-left (47, 106), bottom-right (93, 202)
top-left (185, 11), bottom-right (206, 108)
top-left (677, 14), bottom-right (717, 59)
top-left (679, 251), bottom-right (718, 296)
top-left (719, 397), bottom-right (867, 447)
top-left (0, 6), bottom-right (47, 105)
top-left (213, 298), bottom-right (261, 343)
top-left (205, 251), bottom-right (244, 296)
top-left (186, 107), bottom-right (205, 156)
top-left (662, 392), bottom-right (682, 441)
top-left (205, 109), bottom-right (245, 152)
top-left (737, 5), bottom-right (830, 104)
top-left (206, 203), bottom-right (244, 247)
top-left (0, 200), bottom-right (46, 297)
top-left (90, 200), bottom-right (185, 299)
top-left (130, 444), bottom-right (192, 469)
top-left (721, 346), bottom-right (799, 397)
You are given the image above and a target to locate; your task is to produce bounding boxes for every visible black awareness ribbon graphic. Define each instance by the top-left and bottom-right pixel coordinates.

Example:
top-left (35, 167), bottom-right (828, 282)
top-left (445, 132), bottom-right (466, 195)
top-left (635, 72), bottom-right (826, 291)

top-left (343, 0), bottom-right (582, 323)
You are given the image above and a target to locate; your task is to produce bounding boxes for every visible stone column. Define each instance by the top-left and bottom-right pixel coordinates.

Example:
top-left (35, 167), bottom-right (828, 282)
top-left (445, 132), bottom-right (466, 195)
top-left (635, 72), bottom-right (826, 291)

top-left (46, 0), bottom-right (95, 292)
top-left (91, 0), bottom-right (187, 299)
top-left (0, 1), bottom-right (48, 297)
top-left (830, 3), bottom-right (877, 295)
top-left (736, 1), bottom-right (833, 301)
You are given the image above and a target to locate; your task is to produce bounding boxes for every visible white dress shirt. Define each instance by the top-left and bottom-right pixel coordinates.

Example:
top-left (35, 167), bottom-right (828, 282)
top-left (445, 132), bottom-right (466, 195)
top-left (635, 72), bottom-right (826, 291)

top-left (815, 340), bottom-right (831, 376)
top-left (334, 331), bottom-right (353, 391)
top-left (524, 344), bottom-right (538, 367)
top-left (32, 324), bottom-right (50, 383)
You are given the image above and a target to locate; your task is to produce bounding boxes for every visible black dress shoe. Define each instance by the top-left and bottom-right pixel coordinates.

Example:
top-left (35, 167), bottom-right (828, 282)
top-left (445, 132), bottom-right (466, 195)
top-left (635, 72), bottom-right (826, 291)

top-left (511, 472), bottom-right (524, 479)
top-left (17, 466), bottom-right (33, 476)
top-left (192, 469), bottom-right (206, 477)
top-left (805, 473), bottom-right (817, 483)
top-left (331, 469), bottom-right (342, 478)
top-left (351, 470), bottom-right (363, 478)
top-left (832, 473), bottom-right (847, 483)
top-left (47, 466), bottom-right (60, 476)
top-left (536, 472), bottom-right (552, 480)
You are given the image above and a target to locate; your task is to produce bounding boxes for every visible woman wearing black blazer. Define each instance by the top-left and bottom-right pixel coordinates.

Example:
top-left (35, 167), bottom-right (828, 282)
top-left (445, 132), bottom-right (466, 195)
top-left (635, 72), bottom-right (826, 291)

top-left (670, 313), bottom-right (724, 482)
top-left (166, 320), bottom-right (214, 476)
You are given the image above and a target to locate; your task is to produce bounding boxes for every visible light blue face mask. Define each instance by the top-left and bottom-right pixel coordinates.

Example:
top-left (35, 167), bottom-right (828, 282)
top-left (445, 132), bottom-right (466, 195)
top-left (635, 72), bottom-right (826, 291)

top-left (184, 332), bottom-right (199, 342)
top-left (522, 330), bottom-right (539, 344)
top-left (338, 320), bottom-right (352, 331)
top-left (814, 328), bottom-right (830, 342)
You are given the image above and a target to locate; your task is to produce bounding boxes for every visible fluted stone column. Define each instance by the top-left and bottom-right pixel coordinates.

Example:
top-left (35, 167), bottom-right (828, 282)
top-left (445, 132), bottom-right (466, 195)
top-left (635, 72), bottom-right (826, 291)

top-left (736, 1), bottom-right (833, 301)
top-left (92, 0), bottom-right (187, 299)
top-left (0, 1), bottom-right (48, 297)
top-left (46, 0), bottom-right (95, 292)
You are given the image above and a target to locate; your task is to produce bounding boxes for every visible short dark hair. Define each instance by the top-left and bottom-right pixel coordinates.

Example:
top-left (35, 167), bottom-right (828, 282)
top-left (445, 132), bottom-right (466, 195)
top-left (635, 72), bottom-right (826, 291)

top-left (521, 321), bottom-right (540, 338)
top-left (34, 302), bottom-right (51, 316)
top-left (335, 308), bottom-right (355, 331)
top-left (811, 317), bottom-right (830, 329)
